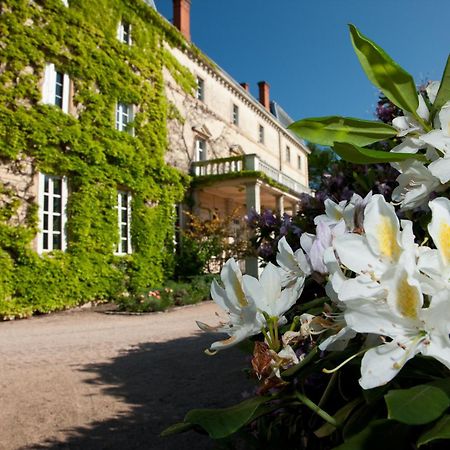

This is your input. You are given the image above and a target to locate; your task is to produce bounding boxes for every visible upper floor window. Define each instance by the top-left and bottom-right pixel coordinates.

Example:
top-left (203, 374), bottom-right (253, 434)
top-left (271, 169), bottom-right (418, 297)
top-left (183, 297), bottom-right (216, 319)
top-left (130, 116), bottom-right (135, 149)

top-left (195, 139), bottom-right (206, 161)
top-left (116, 103), bottom-right (134, 135)
top-left (297, 155), bottom-right (302, 170)
top-left (232, 104), bottom-right (239, 126)
top-left (116, 191), bottom-right (132, 255)
top-left (286, 146), bottom-right (291, 163)
top-left (196, 77), bottom-right (204, 101)
top-left (117, 21), bottom-right (132, 45)
top-left (258, 125), bottom-right (265, 144)
top-left (42, 64), bottom-right (70, 113)
top-left (38, 174), bottom-right (68, 253)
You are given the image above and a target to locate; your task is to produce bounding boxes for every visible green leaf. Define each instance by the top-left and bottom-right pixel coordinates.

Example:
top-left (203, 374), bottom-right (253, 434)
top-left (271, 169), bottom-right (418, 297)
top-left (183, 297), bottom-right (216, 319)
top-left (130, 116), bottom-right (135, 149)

top-left (333, 141), bottom-right (427, 164)
top-left (418, 414), bottom-right (450, 447)
top-left (432, 55), bottom-right (450, 115)
top-left (349, 24), bottom-right (418, 114)
top-left (288, 116), bottom-right (397, 146)
top-left (385, 384), bottom-right (450, 425)
top-left (315, 398), bottom-right (363, 438)
top-left (333, 419), bottom-right (410, 450)
top-left (160, 422), bottom-right (194, 437)
top-left (184, 396), bottom-right (269, 439)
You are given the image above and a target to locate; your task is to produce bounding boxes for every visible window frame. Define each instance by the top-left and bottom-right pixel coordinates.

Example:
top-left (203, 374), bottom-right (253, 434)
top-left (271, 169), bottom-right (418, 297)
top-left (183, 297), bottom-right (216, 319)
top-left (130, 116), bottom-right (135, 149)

top-left (232, 104), bottom-right (239, 126)
top-left (286, 145), bottom-right (291, 163)
top-left (43, 63), bottom-right (70, 113)
top-left (258, 124), bottom-right (265, 144)
top-left (115, 190), bottom-right (132, 255)
top-left (195, 138), bottom-right (207, 161)
top-left (297, 154), bottom-right (302, 170)
top-left (37, 173), bottom-right (68, 254)
top-left (196, 76), bottom-right (205, 101)
top-left (115, 102), bottom-right (134, 135)
top-left (117, 21), bottom-right (132, 45)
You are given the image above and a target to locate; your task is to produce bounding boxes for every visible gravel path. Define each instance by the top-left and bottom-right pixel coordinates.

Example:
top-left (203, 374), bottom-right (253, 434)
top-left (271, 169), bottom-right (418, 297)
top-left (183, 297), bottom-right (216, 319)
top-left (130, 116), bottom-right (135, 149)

top-left (0, 303), bottom-right (253, 450)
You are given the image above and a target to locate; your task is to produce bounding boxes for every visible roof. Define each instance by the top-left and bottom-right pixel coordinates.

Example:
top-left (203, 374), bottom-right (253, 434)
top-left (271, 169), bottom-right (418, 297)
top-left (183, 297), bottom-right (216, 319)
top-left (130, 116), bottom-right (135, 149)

top-left (143, 0), bottom-right (157, 9)
top-left (270, 101), bottom-right (305, 145)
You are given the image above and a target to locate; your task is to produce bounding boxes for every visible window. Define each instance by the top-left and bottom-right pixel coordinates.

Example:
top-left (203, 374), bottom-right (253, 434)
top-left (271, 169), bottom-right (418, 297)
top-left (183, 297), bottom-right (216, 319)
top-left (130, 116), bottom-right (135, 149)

top-left (195, 139), bottom-right (206, 161)
top-left (117, 21), bottom-right (132, 45)
top-left (232, 104), bottom-right (239, 126)
top-left (258, 125), bottom-right (264, 144)
top-left (38, 174), bottom-right (68, 253)
top-left (286, 146), bottom-right (291, 163)
top-left (42, 64), bottom-right (70, 113)
top-left (196, 77), bottom-right (204, 101)
top-left (116, 103), bottom-right (134, 135)
top-left (116, 191), bottom-right (132, 255)
top-left (297, 155), bottom-right (302, 170)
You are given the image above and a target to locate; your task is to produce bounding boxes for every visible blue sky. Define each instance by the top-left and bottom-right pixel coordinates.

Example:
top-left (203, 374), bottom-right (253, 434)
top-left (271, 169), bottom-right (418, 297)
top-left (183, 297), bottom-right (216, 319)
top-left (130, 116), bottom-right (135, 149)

top-left (155, 0), bottom-right (449, 122)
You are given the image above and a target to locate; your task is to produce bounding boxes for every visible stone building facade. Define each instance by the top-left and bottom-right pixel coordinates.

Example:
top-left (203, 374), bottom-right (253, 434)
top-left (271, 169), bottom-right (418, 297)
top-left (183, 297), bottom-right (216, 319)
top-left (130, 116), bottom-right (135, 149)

top-left (164, 0), bottom-right (310, 225)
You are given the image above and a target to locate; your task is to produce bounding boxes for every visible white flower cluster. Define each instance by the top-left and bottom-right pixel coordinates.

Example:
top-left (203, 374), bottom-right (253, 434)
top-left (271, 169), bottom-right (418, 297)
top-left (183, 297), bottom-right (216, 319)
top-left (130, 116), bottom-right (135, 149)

top-left (390, 81), bottom-right (450, 209)
top-left (199, 194), bottom-right (450, 390)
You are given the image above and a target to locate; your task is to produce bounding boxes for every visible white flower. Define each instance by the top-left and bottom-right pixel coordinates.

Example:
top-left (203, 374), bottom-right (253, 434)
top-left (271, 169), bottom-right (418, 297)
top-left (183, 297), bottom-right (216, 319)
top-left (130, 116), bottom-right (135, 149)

top-left (197, 258), bottom-right (263, 352)
top-left (270, 345), bottom-right (299, 378)
top-left (344, 287), bottom-right (450, 389)
top-left (243, 263), bottom-right (304, 321)
top-left (276, 236), bottom-right (311, 288)
top-left (392, 160), bottom-right (441, 210)
top-left (418, 197), bottom-right (450, 294)
top-left (314, 198), bottom-right (347, 228)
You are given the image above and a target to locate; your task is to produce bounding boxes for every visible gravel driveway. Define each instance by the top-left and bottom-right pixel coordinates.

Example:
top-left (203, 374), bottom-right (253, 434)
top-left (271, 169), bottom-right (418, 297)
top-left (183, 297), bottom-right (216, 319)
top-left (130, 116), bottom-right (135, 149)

top-left (0, 302), bottom-right (253, 450)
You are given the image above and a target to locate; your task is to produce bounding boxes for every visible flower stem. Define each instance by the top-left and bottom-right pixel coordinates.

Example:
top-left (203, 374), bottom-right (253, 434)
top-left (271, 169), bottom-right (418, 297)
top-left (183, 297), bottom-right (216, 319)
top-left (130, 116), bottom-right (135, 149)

top-left (296, 392), bottom-right (337, 427)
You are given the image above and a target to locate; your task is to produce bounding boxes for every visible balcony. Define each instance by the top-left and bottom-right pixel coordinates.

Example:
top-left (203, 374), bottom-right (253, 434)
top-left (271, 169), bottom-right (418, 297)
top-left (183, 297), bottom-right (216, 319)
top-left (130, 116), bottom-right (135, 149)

top-left (190, 154), bottom-right (309, 196)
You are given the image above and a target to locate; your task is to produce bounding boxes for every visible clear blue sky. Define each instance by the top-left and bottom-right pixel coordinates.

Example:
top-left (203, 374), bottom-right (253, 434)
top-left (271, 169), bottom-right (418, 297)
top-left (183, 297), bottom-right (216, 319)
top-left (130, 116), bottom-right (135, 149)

top-left (155, 0), bottom-right (449, 122)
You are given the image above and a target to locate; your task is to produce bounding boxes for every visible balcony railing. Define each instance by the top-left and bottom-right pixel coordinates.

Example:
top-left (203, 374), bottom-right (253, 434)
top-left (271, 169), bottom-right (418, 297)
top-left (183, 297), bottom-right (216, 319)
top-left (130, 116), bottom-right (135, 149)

top-left (191, 154), bottom-right (309, 195)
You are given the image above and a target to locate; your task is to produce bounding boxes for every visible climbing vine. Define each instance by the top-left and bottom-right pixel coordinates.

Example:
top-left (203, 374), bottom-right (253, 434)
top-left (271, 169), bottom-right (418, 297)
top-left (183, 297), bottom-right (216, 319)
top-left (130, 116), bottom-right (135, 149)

top-left (0, 0), bottom-right (197, 318)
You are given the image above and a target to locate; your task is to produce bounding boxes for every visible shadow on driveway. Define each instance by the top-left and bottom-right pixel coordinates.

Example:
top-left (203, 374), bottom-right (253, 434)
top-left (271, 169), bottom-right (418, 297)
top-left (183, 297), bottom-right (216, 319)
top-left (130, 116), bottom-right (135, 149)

top-left (27, 334), bottom-right (254, 450)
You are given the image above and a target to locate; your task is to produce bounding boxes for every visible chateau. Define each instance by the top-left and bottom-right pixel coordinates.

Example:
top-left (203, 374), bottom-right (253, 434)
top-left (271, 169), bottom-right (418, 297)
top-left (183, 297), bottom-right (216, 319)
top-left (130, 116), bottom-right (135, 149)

top-left (0, 0), bottom-right (309, 317)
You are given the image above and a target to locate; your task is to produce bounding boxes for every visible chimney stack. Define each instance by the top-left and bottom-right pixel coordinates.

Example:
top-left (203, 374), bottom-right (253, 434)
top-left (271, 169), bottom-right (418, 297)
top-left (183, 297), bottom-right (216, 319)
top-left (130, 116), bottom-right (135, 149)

top-left (240, 82), bottom-right (249, 92)
top-left (258, 81), bottom-right (270, 111)
top-left (173, 0), bottom-right (191, 42)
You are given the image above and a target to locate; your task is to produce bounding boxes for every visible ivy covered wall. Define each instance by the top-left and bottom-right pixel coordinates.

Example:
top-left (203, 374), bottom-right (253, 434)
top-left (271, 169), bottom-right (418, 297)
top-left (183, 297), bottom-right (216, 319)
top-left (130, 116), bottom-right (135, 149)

top-left (0, 0), bottom-right (196, 318)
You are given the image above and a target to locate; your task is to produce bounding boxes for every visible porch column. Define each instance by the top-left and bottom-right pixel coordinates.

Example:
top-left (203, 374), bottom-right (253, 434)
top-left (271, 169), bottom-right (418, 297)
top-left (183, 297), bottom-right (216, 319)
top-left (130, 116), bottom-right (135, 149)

top-left (276, 195), bottom-right (285, 215)
top-left (245, 182), bottom-right (261, 278)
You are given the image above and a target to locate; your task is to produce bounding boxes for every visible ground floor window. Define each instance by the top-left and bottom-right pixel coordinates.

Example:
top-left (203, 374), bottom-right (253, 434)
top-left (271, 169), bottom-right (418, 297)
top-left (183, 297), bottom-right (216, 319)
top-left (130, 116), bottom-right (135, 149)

top-left (38, 173), bottom-right (68, 253)
top-left (116, 190), bottom-right (132, 255)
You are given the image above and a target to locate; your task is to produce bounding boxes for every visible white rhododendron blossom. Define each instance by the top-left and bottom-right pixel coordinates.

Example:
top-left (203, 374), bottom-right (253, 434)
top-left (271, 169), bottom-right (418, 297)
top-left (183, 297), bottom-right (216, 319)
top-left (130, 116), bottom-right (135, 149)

top-left (389, 82), bottom-right (450, 209)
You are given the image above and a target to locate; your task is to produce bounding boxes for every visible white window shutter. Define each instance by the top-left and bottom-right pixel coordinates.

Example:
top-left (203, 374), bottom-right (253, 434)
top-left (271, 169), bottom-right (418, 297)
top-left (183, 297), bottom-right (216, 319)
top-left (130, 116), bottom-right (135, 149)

top-left (117, 23), bottom-right (122, 41)
top-left (62, 74), bottom-right (70, 113)
top-left (61, 176), bottom-right (68, 251)
top-left (127, 192), bottom-right (132, 254)
top-left (43, 63), bottom-right (56, 105)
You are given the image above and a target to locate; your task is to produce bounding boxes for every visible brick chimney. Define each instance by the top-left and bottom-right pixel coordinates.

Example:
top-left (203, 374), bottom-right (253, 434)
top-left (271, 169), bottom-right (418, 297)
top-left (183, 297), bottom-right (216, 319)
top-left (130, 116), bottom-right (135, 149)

top-left (240, 82), bottom-right (249, 92)
top-left (258, 81), bottom-right (270, 111)
top-left (173, 0), bottom-right (191, 41)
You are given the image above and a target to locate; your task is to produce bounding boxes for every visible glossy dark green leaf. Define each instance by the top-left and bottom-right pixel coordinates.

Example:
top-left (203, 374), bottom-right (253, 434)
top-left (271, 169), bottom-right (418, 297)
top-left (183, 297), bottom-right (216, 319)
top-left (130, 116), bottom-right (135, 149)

top-left (184, 396), bottom-right (269, 439)
top-left (432, 55), bottom-right (450, 115)
top-left (333, 419), bottom-right (410, 450)
top-left (385, 384), bottom-right (450, 425)
top-left (160, 421), bottom-right (194, 437)
top-left (288, 116), bottom-right (397, 146)
top-left (417, 415), bottom-right (450, 447)
top-left (349, 24), bottom-right (418, 114)
top-left (333, 141), bottom-right (427, 164)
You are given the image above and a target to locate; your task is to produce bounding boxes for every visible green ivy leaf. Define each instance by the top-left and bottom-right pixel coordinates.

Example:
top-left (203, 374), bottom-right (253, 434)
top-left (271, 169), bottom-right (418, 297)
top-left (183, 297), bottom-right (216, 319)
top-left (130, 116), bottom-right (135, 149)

top-left (432, 55), bottom-right (450, 115)
top-left (333, 141), bottom-right (427, 164)
top-left (183, 396), bottom-right (269, 439)
top-left (417, 415), bottom-right (450, 447)
top-left (349, 24), bottom-right (418, 115)
top-left (385, 384), bottom-right (450, 425)
top-left (333, 419), bottom-right (410, 450)
top-left (288, 117), bottom-right (397, 147)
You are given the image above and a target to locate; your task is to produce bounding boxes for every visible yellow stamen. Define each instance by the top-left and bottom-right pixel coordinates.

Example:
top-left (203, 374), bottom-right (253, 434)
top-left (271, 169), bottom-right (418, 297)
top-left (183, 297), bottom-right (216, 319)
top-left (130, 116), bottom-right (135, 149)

top-left (438, 220), bottom-right (450, 266)
top-left (377, 216), bottom-right (401, 261)
top-left (396, 275), bottom-right (420, 319)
